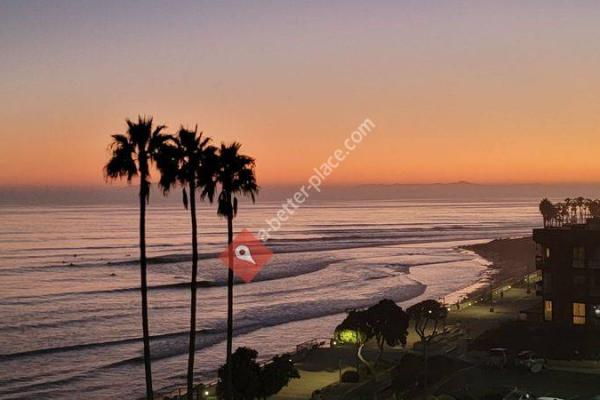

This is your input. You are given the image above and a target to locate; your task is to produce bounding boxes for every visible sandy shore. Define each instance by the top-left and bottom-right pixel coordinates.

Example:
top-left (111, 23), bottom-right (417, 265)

top-left (462, 236), bottom-right (536, 284)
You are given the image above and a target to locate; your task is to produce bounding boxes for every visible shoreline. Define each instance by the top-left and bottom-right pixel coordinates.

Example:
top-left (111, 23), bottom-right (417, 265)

top-left (460, 236), bottom-right (536, 285)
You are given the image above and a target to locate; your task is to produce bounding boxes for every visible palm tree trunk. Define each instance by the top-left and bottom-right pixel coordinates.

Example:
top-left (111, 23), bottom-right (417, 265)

top-left (357, 342), bottom-right (374, 375)
top-left (225, 193), bottom-right (234, 400)
top-left (187, 181), bottom-right (198, 398)
top-left (357, 342), bottom-right (377, 399)
top-left (139, 180), bottom-right (154, 400)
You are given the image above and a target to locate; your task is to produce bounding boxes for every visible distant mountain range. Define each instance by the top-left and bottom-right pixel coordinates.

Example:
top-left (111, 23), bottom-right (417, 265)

top-left (4, 182), bottom-right (600, 205)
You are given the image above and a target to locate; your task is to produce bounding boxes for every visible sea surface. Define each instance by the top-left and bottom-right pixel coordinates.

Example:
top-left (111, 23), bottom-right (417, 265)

top-left (0, 199), bottom-right (540, 399)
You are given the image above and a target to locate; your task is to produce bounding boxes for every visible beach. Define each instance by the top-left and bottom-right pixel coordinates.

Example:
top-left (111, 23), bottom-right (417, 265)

top-left (273, 236), bottom-right (541, 399)
top-left (462, 236), bottom-right (536, 284)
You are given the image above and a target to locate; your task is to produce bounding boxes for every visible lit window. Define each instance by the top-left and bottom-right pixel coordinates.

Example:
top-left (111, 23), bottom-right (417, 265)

top-left (573, 302), bottom-right (586, 325)
top-left (573, 246), bottom-right (585, 268)
top-left (544, 300), bottom-right (553, 321)
top-left (545, 247), bottom-right (551, 258)
top-left (592, 305), bottom-right (600, 319)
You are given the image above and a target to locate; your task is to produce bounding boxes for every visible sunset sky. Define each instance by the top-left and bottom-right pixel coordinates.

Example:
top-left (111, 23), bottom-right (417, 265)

top-left (2, 1), bottom-right (600, 186)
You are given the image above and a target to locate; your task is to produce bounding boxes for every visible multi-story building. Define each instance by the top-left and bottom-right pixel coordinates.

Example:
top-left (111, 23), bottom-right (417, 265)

top-left (533, 219), bottom-right (600, 328)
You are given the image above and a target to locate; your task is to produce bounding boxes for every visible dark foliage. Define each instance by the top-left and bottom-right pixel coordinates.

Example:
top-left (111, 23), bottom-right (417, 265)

top-left (217, 347), bottom-right (261, 400)
top-left (406, 299), bottom-right (448, 344)
top-left (217, 348), bottom-right (299, 400)
top-left (366, 299), bottom-right (410, 361)
top-left (258, 354), bottom-right (300, 399)
top-left (341, 370), bottom-right (360, 383)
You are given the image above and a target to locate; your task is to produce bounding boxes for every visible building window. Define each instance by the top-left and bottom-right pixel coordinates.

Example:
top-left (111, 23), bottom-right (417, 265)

top-left (545, 247), bottom-right (551, 258)
top-left (589, 246), bottom-right (600, 269)
top-left (573, 246), bottom-right (585, 268)
top-left (544, 300), bottom-right (553, 321)
top-left (592, 305), bottom-right (600, 319)
top-left (573, 302), bottom-right (586, 325)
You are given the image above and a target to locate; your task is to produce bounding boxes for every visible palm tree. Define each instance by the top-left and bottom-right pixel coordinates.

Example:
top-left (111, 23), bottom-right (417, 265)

top-left (539, 198), bottom-right (554, 227)
top-left (104, 116), bottom-right (169, 400)
top-left (584, 198), bottom-right (593, 220)
top-left (569, 198), bottom-right (579, 223)
top-left (589, 199), bottom-right (600, 218)
top-left (214, 142), bottom-right (258, 400)
top-left (575, 196), bottom-right (586, 222)
top-left (557, 202), bottom-right (569, 226)
top-left (155, 126), bottom-right (217, 397)
top-left (564, 198), bottom-right (573, 222)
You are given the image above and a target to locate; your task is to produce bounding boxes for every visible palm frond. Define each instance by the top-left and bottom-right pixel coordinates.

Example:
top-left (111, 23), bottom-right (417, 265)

top-left (213, 142), bottom-right (258, 218)
top-left (154, 139), bottom-right (181, 194)
top-left (217, 191), bottom-right (230, 217)
top-left (182, 187), bottom-right (189, 210)
top-left (104, 116), bottom-right (170, 207)
top-left (104, 134), bottom-right (137, 181)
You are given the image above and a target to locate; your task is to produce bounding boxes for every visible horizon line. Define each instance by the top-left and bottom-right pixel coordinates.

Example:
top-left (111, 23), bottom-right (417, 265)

top-left (6, 181), bottom-right (600, 190)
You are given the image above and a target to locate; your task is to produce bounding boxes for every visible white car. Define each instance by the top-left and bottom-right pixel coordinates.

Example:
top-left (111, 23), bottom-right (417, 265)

top-left (516, 350), bottom-right (545, 373)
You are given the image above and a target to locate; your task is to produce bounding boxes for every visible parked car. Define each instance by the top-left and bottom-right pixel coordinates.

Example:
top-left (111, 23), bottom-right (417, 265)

top-left (503, 389), bottom-right (535, 400)
top-left (487, 347), bottom-right (510, 368)
top-left (516, 350), bottom-right (545, 373)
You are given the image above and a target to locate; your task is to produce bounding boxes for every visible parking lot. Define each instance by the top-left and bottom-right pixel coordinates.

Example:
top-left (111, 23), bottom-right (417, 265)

top-left (436, 366), bottom-right (600, 399)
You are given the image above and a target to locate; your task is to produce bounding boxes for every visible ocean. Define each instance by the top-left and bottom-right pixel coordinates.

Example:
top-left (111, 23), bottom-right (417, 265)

top-left (0, 199), bottom-right (539, 399)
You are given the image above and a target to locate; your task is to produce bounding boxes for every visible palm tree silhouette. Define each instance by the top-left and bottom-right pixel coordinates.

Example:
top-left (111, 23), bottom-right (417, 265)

top-left (104, 116), bottom-right (169, 400)
top-left (564, 197), bottom-right (572, 221)
top-left (575, 196), bottom-right (586, 222)
top-left (589, 199), bottom-right (600, 218)
top-left (155, 126), bottom-right (217, 397)
top-left (539, 198), bottom-right (554, 227)
top-left (214, 142), bottom-right (258, 400)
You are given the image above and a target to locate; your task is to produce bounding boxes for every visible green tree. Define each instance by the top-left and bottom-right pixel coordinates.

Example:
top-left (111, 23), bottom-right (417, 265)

top-left (214, 143), bottom-right (258, 400)
top-left (366, 299), bottom-right (409, 364)
top-left (335, 309), bottom-right (374, 374)
top-left (336, 300), bottom-right (410, 374)
top-left (104, 116), bottom-right (170, 400)
top-left (155, 126), bottom-right (217, 397)
top-left (406, 299), bottom-right (448, 390)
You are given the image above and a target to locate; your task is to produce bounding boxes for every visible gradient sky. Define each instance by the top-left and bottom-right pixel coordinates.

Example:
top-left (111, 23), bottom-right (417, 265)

top-left (2, 1), bottom-right (600, 186)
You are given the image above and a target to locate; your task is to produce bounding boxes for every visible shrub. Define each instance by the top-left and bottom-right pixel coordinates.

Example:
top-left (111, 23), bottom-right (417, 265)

top-left (341, 370), bottom-right (360, 383)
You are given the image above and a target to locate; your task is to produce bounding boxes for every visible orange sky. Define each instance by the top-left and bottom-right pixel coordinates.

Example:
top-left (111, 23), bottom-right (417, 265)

top-left (2, 1), bottom-right (600, 187)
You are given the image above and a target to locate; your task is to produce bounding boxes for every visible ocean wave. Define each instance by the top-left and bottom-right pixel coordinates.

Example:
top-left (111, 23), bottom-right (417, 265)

top-left (0, 222), bottom-right (529, 272)
top-left (0, 258), bottom-right (335, 305)
top-left (0, 276), bottom-right (425, 364)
